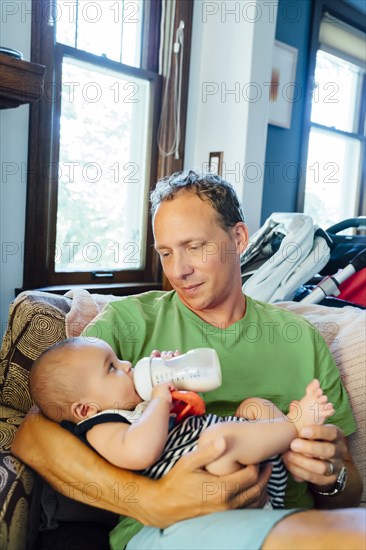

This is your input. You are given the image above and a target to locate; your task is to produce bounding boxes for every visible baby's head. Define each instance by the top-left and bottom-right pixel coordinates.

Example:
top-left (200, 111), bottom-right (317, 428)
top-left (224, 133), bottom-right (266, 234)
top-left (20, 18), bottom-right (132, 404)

top-left (29, 337), bottom-right (142, 423)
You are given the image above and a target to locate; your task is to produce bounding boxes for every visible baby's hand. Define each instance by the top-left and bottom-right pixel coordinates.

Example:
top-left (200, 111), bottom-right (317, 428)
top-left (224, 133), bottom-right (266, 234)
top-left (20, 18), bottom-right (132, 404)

top-left (151, 382), bottom-right (175, 404)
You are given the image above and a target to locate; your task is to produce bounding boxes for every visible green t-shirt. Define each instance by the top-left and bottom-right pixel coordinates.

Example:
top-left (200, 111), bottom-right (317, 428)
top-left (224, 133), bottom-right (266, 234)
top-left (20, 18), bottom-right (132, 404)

top-left (83, 291), bottom-right (356, 548)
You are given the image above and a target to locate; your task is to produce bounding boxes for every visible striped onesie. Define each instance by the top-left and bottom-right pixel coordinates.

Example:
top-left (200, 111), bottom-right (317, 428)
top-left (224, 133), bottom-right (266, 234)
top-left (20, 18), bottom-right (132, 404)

top-left (65, 404), bottom-right (288, 509)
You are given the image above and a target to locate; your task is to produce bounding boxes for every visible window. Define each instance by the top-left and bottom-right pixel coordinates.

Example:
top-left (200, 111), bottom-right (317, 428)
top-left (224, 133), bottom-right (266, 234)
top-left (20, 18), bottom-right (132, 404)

top-left (24, 0), bottom-right (193, 292)
top-left (56, 0), bottom-right (143, 66)
top-left (55, 55), bottom-right (152, 274)
top-left (302, 7), bottom-right (365, 229)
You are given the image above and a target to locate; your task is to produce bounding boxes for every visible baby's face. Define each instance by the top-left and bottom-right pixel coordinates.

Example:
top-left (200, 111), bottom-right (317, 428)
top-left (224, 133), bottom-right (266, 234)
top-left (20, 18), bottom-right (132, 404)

top-left (70, 339), bottom-right (142, 412)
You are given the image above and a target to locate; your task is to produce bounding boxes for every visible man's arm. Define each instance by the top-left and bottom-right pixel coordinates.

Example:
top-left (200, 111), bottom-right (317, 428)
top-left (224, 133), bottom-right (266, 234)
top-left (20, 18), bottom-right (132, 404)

top-left (283, 425), bottom-right (363, 508)
top-left (11, 409), bottom-right (272, 527)
top-left (262, 508), bottom-right (366, 550)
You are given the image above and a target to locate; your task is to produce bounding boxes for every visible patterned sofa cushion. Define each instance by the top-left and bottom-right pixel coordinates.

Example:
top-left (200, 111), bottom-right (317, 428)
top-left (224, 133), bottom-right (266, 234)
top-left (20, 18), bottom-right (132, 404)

top-left (0, 291), bottom-right (117, 550)
top-left (0, 404), bottom-right (40, 550)
top-left (0, 291), bottom-right (72, 413)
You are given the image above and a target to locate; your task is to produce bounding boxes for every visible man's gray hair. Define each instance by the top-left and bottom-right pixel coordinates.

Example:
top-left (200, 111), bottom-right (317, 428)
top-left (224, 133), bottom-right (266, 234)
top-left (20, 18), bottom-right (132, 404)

top-left (150, 170), bottom-right (245, 232)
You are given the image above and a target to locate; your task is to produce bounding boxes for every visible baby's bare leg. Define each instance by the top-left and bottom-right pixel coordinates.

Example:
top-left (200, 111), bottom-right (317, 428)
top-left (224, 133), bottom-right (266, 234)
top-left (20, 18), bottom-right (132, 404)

top-left (197, 416), bottom-right (295, 476)
top-left (198, 380), bottom-right (334, 476)
top-left (198, 397), bottom-right (283, 475)
top-left (235, 397), bottom-right (284, 421)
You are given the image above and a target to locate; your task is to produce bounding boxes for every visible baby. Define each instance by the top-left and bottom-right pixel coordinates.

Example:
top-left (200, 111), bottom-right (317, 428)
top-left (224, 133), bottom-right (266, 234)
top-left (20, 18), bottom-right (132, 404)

top-left (29, 337), bottom-right (334, 509)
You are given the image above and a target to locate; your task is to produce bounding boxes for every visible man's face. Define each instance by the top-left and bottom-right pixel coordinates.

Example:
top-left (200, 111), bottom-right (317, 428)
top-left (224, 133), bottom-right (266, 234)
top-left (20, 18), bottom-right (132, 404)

top-left (153, 190), bottom-right (248, 319)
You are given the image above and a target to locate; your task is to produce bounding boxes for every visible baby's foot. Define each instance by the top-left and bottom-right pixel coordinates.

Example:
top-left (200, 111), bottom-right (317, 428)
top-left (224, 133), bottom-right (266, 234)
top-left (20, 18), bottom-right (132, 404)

top-left (288, 379), bottom-right (334, 435)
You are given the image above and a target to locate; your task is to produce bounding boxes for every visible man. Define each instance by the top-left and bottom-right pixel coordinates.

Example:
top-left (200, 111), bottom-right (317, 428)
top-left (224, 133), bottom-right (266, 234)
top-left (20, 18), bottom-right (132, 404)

top-left (13, 171), bottom-right (364, 549)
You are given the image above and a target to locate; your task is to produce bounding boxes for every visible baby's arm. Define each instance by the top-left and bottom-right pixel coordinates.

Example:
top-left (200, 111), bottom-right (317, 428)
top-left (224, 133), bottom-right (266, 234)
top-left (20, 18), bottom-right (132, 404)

top-left (86, 383), bottom-right (173, 470)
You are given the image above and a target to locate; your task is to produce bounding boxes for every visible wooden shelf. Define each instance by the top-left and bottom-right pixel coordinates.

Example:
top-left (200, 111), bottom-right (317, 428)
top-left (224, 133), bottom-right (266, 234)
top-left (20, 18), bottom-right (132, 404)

top-left (0, 54), bottom-right (45, 109)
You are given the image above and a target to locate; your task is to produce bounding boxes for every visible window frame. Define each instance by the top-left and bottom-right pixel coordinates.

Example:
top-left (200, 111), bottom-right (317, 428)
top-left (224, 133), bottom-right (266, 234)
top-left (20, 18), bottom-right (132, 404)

top-left (51, 43), bottom-right (160, 284)
top-left (23, 0), bottom-right (193, 294)
top-left (297, 0), bottom-right (366, 221)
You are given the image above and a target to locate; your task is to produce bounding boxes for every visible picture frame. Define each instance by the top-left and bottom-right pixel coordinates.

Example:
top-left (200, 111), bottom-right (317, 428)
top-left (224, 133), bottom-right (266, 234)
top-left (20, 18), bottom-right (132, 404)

top-left (208, 152), bottom-right (223, 175)
top-left (268, 40), bottom-right (298, 129)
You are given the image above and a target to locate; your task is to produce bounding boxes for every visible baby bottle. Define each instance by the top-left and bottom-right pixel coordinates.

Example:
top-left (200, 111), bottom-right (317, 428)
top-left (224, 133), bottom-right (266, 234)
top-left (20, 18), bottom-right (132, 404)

top-left (133, 348), bottom-right (222, 400)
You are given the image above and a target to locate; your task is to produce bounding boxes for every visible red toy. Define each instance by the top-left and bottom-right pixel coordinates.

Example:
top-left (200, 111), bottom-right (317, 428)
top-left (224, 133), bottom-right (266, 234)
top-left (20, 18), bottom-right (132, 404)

top-left (171, 390), bottom-right (206, 423)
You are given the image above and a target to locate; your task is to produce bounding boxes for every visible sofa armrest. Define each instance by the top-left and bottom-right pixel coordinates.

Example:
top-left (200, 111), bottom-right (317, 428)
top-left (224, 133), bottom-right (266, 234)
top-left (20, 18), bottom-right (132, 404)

top-left (0, 405), bottom-right (42, 550)
top-left (0, 291), bottom-right (72, 549)
top-left (0, 291), bottom-right (71, 414)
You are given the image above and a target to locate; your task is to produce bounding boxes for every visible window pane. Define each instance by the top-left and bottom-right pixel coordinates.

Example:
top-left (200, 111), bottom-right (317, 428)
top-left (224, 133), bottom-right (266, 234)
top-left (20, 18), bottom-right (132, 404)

top-left (56, 1), bottom-right (143, 67)
top-left (311, 50), bottom-right (363, 133)
top-left (304, 127), bottom-right (362, 228)
top-left (55, 56), bottom-right (151, 272)
top-left (120, 1), bottom-right (144, 67)
top-left (56, 0), bottom-right (77, 47)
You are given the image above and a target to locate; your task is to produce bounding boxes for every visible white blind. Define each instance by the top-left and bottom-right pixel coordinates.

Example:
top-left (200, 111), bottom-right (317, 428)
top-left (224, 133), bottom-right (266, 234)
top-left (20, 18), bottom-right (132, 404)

top-left (319, 14), bottom-right (366, 68)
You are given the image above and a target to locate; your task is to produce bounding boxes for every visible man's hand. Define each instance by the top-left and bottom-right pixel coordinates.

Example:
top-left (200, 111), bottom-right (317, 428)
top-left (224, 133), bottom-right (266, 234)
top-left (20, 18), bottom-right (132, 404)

top-left (150, 349), bottom-right (181, 359)
top-left (13, 410), bottom-right (272, 528)
top-left (139, 436), bottom-right (272, 528)
top-left (282, 424), bottom-right (362, 508)
top-left (283, 424), bottom-right (347, 485)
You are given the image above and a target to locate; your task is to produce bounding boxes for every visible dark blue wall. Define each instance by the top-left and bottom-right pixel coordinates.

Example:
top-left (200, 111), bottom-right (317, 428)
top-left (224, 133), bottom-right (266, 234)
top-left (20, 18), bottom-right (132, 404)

top-left (261, 0), bottom-right (365, 223)
top-left (344, 0), bottom-right (366, 14)
top-left (261, 0), bottom-right (312, 223)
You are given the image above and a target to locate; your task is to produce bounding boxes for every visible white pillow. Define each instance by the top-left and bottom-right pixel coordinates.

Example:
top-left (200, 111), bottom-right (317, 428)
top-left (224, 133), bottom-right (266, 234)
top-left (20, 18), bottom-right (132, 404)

top-left (277, 301), bottom-right (365, 505)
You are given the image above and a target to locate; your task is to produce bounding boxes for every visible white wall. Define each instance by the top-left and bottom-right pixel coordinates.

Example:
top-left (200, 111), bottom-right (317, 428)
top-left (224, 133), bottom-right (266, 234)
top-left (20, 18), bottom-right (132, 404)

top-left (0, 1), bottom-right (277, 337)
top-left (0, 1), bottom-right (31, 337)
top-left (185, 0), bottom-right (278, 233)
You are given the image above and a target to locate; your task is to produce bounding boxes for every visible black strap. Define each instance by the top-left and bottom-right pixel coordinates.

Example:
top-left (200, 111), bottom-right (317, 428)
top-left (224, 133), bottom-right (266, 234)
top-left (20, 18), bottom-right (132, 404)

top-left (61, 413), bottom-right (130, 449)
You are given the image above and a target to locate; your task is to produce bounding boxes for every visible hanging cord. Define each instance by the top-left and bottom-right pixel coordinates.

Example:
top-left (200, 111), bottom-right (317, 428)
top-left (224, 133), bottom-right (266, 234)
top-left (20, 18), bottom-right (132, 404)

top-left (158, 20), bottom-right (185, 160)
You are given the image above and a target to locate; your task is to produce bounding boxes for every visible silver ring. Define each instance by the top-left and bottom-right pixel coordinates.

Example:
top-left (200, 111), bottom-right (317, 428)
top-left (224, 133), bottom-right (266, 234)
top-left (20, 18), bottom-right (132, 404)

top-left (326, 460), bottom-right (335, 476)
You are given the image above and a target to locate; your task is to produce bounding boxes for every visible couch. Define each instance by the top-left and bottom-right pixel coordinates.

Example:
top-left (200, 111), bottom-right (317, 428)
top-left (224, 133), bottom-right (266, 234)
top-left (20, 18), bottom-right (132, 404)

top-left (0, 290), bottom-right (365, 549)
